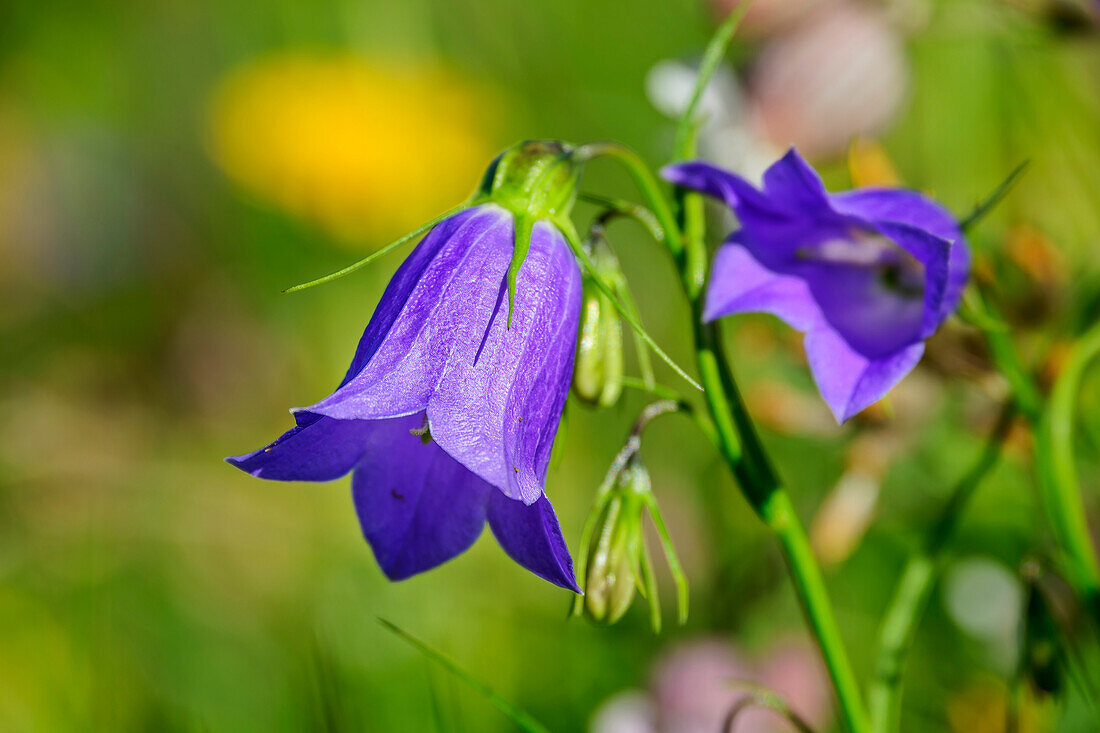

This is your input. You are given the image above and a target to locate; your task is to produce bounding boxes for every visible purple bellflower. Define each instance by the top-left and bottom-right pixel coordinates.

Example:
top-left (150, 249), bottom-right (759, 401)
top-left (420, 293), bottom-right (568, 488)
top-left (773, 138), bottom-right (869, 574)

top-left (228, 142), bottom-right (586, 590)
top-left (663, 149), bottom-right (969, 422)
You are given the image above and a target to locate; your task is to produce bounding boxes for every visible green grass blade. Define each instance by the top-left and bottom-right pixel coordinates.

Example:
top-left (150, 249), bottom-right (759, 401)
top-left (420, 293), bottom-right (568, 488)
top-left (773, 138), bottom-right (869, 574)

top-left (958, 161), bottom-right (1029, 233)
top-left (377, 618), bottom-right (551, 733)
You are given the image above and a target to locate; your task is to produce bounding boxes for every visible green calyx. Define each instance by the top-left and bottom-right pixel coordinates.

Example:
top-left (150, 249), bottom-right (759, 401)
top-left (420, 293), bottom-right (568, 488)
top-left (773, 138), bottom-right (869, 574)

top-left (475, 141), bottom-right (581, 328)
top-left (583, 460), bottom-right (651, 625)
top-left (476, 140), bottom-right (580, 221)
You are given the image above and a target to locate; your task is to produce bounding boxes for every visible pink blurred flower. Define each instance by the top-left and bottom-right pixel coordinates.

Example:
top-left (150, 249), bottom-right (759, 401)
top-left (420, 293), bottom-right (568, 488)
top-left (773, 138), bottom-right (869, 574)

top-left (593, 637), bottom-right (832, 733)
top-left (712, 0), bottom-right (845, 38)
top-left (746, 2), bottom-right (909, 158)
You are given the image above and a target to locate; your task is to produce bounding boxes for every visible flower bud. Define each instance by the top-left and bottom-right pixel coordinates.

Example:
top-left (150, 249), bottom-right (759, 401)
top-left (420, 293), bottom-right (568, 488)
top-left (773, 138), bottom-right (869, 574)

top-left (574, 240), bottom-right (626, 407)
top-left (476, 140), bottom-right (579, 220)
top-left (584, 460), bottom-right (650, 624)
top-left (575, 455), bottom-right (687, 631)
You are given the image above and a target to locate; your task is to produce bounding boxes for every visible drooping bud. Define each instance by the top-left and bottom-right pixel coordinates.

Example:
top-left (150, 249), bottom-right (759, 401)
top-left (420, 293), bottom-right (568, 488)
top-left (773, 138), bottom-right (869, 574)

top-left (574, 239), bottom-right (626, 407)
top-left (574, 446), bottom-right (687, 632)
top-left (584, 459), bottom-right (649, 623)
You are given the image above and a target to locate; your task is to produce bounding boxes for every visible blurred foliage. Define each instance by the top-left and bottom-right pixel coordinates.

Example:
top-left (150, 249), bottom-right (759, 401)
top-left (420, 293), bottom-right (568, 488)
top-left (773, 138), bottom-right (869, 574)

top-left (0, 0), bottom-right (1099, 730)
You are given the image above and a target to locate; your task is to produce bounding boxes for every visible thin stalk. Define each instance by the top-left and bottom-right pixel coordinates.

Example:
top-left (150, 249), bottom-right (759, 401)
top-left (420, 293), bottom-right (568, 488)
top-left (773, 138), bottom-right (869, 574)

top-left (761, 490), bottom-right (869, 733)
top-left (868, 402), bottom-right (1017, 732)
top-left (971, 286), bottom-right (1100, 616)
top-left (672, 3), bottom-right (750, 161)
top-left (1036, 321), bottom-right (1100, 614)
top-left (578, 192), bottom-right (665, 245)
top-left (574, 142), bottom-right (684, 262)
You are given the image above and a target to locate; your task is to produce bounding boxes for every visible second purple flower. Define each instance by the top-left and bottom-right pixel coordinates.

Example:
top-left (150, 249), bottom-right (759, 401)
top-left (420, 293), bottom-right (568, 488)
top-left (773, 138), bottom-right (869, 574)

top-left (664, 149), bottom-right (970, 421)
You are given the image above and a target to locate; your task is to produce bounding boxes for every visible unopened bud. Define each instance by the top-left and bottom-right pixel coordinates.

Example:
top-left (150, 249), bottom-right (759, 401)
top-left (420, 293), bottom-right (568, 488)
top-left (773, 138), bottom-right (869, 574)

top-left (584, 461), bottom-right (649, 623)
top-left (574, 240), bottom-right (626, 407)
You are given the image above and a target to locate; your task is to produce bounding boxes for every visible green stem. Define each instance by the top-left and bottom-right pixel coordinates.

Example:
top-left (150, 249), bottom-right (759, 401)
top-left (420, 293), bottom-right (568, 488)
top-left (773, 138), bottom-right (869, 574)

top-left (760, 490), bottom-right (870, 733)
top-left (971, 286), bottom-right (1100, 616)
top-left (970, 288), bottom-right (1042, 422)
top-left (868, 402), bottom-right (1017, 732)
top-left (665, 62), bottom-right (867, 732)
top-left (1036, 321), bottom-right (1100, 614)
top-left (574, 142), bottom-right (684, 262)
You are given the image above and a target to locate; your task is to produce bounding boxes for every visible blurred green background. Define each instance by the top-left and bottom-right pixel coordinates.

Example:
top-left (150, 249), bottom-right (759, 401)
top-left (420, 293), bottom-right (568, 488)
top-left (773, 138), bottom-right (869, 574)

top-left (2, 0), bottom-right (1099, 730)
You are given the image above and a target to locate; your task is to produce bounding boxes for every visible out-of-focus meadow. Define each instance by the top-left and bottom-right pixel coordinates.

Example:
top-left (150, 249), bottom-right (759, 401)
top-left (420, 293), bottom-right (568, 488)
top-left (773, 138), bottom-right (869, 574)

top-left (2, 0), bottom-right (1099, 730)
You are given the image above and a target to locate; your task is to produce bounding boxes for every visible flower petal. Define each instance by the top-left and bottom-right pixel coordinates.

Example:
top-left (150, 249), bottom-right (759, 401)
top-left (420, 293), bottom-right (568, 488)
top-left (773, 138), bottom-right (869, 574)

top-left (871, 221), bottom-right (950, 337)
top-left (704, 240), bottom-right (821, 331)
top-left (428, 220), bottom-right (581, 504)
top-left (830, 188), bottom-right (960, 242)
top-left (831, 188), bottom-right (970, 321)
top-left (338, 206), bottom-right (484, 387)
top-left (801, 252), bottom-right (926, 357)
top-left (804, 325), bottom-right (926, 422)
top-left (226, 412), bottom-right (374, 481)
top-left (760, 148), bottom-right (832, 216)
top-left (487, 491), bottom-right (579, 592)
top-left (352, 413), bottom-right (492, 580)
top-left (660, 161), bottom-right (763, 211)
top-left (306, 205), bottom-right (513, 420)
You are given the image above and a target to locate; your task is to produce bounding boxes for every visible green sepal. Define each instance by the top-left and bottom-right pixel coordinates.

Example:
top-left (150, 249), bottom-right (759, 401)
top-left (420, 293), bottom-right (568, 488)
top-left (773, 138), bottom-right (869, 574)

top-left (284, 203), bottom-right (470, 293)
top-left (507, 214), bottom-right (535, 328)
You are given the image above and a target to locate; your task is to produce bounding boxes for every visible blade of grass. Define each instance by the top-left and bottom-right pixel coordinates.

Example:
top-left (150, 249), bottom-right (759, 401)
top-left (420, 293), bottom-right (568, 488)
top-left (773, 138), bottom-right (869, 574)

top-left (377, 618), bottom-right (551, 733)
top-left (958, 161), bottom-right (1029, 233)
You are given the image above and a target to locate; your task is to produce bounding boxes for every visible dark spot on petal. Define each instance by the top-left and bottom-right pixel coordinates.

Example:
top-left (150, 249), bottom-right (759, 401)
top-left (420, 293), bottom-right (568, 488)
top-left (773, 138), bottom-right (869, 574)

top-left (391, 489), bottom-right (405, 502)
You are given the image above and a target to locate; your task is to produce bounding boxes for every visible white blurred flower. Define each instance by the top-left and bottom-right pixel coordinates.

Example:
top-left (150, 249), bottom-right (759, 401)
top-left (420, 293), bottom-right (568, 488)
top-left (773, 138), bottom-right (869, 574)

top-left (944, 557), bottom-right (1025, 674)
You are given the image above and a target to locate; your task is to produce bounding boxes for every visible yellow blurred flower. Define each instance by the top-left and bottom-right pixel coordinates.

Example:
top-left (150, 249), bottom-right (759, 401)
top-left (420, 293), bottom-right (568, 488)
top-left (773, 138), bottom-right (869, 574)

top-left (206, 53), bottom-right (499, 247)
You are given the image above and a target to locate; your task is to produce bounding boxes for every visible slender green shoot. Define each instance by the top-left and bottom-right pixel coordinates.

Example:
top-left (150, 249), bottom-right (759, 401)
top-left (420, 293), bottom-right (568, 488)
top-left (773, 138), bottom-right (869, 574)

top-left (958, 160), bottom-right (1030, 233)
top-left (284, 204), bottom-right (469, 293)
top-left (377, 618), bottom-right (551, 733)
top-left (673, 3), bottom-right (750, 161)
top-left (557, 216), bottom-right (701, 390)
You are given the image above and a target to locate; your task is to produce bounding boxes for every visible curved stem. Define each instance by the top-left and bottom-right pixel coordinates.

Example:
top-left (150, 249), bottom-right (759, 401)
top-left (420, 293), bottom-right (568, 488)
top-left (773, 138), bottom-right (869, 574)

top-left (868, 402), bottom-right (1017, 732)
top-left (578, 192), bottom-right (665, 245)
top-left (1036, 321), bottom-right (1100, 615)
top-left (971, 285), bottom-right (1100, 617)
top-left (574, 142), bottom-right (684, 262)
